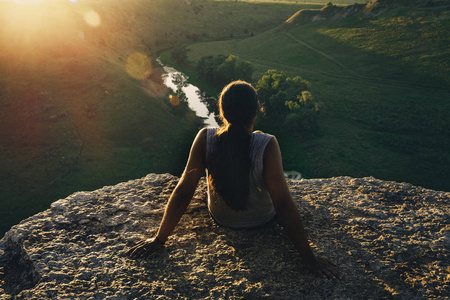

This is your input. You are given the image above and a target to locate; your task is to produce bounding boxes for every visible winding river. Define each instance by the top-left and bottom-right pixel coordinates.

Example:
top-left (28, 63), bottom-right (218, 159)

top-left (157, 61), bottom-right (301, 179)
top-left (158, 59), bottom-right (218, 127)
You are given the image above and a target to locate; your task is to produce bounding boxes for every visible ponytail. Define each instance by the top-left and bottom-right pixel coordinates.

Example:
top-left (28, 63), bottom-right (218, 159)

top-left (209, 124), bottom-right (251, 210)
top-left (208, 81), bottom-right (260, 211)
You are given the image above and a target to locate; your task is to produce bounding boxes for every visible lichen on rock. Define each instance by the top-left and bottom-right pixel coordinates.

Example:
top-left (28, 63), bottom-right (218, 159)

top-left (0, 173), bottom-right (448, 299)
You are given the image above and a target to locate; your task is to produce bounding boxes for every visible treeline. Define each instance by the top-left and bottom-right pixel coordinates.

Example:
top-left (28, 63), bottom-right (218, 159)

top-left (194, 54), bottom-right (320, 134)
top-left (196, 54), bottom-right (254, 86)
top-left (255, 69), bottom-right (320, 134)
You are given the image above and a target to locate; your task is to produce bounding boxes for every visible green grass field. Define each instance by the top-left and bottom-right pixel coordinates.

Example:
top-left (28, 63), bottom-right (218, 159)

top-left (0, 0), bottom-right (448, 236)
top-left (176, 7), bottom-right (450, 192)
top-left (218, 0), bottom-right (367, 4)
top-left (0, 0), bottom-right (316, 236)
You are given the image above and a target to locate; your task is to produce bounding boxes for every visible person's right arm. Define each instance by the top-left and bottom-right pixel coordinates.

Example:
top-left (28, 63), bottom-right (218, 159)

top-left (127, 128), bottom-right (207, 259)
top-left (263, 137), bottom-right (341, 279)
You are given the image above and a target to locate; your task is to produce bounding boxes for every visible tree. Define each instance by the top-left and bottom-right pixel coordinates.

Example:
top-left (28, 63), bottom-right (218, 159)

top-left (255, 69), bottom-right (291, 119)
top-left (255, 69), bottom-right (319, 134)
top-left (235, 60), bottom-right (254, 82)
top-left (216, 54), bottom-right (239, 85)
top-left (196, 54), bottom-right (254, 86)
top-left (196, 54), bottom-right (226, 80)
top-left (285, 91), bottom-right (320, 132)
top-left (170, 44), bottom-right (190, 65)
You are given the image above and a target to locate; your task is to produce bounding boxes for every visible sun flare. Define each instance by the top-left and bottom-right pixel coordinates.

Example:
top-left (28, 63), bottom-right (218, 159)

top-left (1, 2), bottom-right (75, 44)
top-left (5, 0), bottom-right (45, 3)
top-left (84, 9), bottom-right (101, 27)
top-left (0, 0), bottom-right (103, 60)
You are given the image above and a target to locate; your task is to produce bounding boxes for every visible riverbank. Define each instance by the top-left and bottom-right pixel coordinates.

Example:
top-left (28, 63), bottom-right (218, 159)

top-left (157, 59), bottom-right (218, 127)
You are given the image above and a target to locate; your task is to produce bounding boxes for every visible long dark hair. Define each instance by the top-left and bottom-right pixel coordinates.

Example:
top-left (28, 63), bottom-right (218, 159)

top-left (208, 80), bottom-right (260, 211)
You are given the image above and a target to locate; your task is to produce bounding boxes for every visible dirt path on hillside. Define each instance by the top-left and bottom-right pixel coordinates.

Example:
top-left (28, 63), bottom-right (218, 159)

top-left (283, 31), bottom-right (355, 74)
top-left (236, 31), bottom-right (448, 94)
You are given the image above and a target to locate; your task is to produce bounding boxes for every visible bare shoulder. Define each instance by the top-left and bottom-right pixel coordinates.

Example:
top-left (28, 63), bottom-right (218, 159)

top-left (253, 130), bottom-right (273, 136)
top-left (189, 128), bottom-right (208, 155)
top-left (264, 135), bottom-right (280, 159)
top-left (195, 128), bottom-right (208, 144)
top-left (263, 135), bottom-right (287, 194)
top-left (198, 127), bottom-right (208, 139)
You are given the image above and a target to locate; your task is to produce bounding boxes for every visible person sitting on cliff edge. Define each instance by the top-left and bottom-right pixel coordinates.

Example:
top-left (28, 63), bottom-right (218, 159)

top-left (127, 80), bottom-right (342, 279)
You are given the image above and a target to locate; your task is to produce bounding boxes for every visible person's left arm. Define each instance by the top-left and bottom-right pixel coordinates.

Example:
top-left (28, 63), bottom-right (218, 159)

top-left (128, 128), bottom-right (207, 259)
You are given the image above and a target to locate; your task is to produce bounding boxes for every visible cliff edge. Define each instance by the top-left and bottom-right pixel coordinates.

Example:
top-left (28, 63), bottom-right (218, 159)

top-left (0, 174), bottom-right (448, 299)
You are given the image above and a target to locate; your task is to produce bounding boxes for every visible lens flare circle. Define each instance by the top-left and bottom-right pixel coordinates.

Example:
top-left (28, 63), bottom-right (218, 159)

top-left (126, 52), bottom-right (152, 80)
top-left (84, 10), bottom-right (100, 27)
top-left (169, 95), bottom-right (180, 106)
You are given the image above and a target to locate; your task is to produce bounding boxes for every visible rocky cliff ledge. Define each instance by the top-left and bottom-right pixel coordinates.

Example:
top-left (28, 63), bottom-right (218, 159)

top-left (0, 174), bottom-right (448, 299)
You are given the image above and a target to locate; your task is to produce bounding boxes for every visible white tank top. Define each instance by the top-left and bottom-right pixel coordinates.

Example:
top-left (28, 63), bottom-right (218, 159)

top-left (205, 128), bottom-right (276, 228)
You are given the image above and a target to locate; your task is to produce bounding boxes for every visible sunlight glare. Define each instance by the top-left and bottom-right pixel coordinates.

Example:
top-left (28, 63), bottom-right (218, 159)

top-left (0, 0), bottom-right (80, 58)
top-left (6, 0), bottom-right (44, 3)
top-left (84, 9), bottom-right (101, 27)
top-left (169, 95), bottom-right (180, 106)
top-left (126, 52), bottom-right (153, 80)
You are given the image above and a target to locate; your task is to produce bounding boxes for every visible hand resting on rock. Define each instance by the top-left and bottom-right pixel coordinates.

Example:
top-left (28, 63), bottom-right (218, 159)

top-left (127, 237), bottom-right (165, 259)
top-left (126, 81), bottom-right (342, 280)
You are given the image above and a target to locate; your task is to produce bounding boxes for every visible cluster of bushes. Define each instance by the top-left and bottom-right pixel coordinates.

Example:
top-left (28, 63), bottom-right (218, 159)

top-left (170, 44), bottom-right (190, 65)
top-left (193, 55), bottom-right (319, 134)
top-left (196, 54), bottom-right (254, 86)
top-left (255, 69), bottom-right (320, 134)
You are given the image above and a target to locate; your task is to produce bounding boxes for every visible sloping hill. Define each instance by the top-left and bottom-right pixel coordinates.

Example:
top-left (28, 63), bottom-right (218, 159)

top-left (183, 0), bottom-right (450, 192)
top-left (0, 0), bottom-right (312, 237)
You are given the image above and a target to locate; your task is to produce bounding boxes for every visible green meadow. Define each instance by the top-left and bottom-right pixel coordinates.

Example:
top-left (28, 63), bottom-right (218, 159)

top-left (168, 3), bottom-right (450, 192)
top-left (0, 0), bottom-right (448, 236)
top-left (0, 0), bottom-right (312, 236)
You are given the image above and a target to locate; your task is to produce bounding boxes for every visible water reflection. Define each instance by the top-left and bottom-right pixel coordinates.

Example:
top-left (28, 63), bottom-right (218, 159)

top-left (158, 59), bottom-right (218, 127)
top-left (197, 90), bottom-right (220, 126)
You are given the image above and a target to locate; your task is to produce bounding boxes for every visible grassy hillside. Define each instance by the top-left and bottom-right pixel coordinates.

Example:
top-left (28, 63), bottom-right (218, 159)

top-left (1, 0), bottom-right (448, 236)
top-left (0, 0), bottom-right (311, 236)
top-left (0, 1), bottom-right (201, 236)
top-left (180, 3), bottom-right (450, 192)
top-left (220, 0), bottom-right (368, 4)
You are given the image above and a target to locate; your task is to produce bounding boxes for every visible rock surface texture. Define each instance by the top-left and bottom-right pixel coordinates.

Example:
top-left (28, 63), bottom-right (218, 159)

top-left (0, 173), bottom-right (448, 299)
